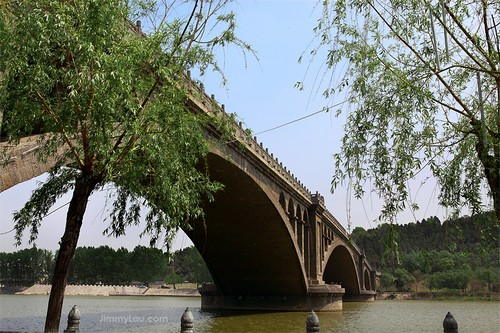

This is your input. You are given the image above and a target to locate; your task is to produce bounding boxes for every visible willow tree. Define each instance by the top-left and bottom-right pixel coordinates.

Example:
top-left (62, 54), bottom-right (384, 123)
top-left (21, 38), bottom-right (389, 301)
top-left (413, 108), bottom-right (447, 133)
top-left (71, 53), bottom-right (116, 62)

top-left (305, 1), bottom-right (499, 224)
top-left (0, 1), bottom-right (250, 332)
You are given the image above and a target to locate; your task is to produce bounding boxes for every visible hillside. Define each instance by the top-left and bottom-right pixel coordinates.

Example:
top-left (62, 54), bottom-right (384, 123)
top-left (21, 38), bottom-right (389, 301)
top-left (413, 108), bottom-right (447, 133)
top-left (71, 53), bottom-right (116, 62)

top-left (351, 212), bottom-right (499, 292)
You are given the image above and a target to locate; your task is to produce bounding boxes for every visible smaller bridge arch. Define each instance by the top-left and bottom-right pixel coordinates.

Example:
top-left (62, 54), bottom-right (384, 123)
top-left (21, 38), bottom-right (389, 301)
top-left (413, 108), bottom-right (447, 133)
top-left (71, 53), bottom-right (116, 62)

top-left (323, 244), bottom-right (359, 296)
top-left (322, 242), bottom-right (376, 301)
top-left (279, 192), bottom-right (286, 210)
top-left (364, 269), bottom-right (371, 291)
top-left (287, 197), bottom-right (296, 234)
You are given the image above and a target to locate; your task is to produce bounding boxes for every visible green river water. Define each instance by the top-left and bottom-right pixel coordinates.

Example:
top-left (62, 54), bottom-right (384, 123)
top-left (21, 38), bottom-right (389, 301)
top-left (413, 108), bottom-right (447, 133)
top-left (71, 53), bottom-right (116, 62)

top-left (0, 294), bottom-right (498, 332)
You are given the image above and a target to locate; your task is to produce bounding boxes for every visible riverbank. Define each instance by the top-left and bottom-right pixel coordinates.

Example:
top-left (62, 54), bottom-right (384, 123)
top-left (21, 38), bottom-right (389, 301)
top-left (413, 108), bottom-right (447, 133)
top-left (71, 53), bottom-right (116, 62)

top-left (377, 291), bottom-right (500, 301)
top-left (2, 285), bottom-right (498, 300)
top-left (0, 284), bottom-right (200, 297)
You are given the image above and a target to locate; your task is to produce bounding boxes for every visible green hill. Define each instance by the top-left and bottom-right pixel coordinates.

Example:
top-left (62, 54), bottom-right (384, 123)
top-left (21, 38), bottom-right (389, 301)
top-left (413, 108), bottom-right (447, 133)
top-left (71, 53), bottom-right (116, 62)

top-left (351, 212), bottom-right (499, 292)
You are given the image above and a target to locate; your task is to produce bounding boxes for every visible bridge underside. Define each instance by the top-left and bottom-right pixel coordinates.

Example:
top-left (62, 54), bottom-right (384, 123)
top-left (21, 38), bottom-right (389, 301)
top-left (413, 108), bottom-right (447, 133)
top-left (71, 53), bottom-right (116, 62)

top-left (187, 153), bottom-right (306, 295)
top-left (324, 245), bottom-right (376, 302)
top-left (324, 246), bottom-right (358, 295)
top-left (186, 152), bottom-right (346, 311)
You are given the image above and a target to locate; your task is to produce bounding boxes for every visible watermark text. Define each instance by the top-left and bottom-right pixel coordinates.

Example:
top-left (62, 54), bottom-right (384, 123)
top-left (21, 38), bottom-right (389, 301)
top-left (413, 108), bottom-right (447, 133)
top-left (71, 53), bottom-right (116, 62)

top-left (99, 314), bottom-right (169, 324)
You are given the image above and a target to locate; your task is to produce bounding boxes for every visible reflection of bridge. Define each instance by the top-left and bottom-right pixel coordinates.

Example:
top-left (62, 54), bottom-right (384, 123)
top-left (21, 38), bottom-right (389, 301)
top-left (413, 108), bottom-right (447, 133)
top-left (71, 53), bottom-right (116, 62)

top-left (0, 74), bottom-right (376, 311)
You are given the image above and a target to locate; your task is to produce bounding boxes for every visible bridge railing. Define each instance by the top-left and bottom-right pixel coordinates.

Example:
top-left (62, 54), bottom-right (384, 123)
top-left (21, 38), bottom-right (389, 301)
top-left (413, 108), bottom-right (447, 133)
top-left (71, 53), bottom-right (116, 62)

top-left (183, 71), bottom-right (313, 202)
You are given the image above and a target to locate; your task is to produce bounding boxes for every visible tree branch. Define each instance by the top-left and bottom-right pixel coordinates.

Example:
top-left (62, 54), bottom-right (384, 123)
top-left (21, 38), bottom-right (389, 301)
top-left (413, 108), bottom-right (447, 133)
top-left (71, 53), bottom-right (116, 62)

top-left (368, 1), bottom-right (475, 121)
top-left (443, 3), bottom-right (498, 72)
top-left (35, 91), bottom-right (84, 168)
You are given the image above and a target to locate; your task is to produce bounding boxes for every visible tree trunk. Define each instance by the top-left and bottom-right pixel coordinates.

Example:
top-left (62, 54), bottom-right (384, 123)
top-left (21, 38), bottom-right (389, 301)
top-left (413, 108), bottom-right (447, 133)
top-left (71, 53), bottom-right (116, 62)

top-left (44, 177), bottom-right (98, 333)
top-left (492, 154), bottom-right (500, 222)
top-left (475, 134), bottom-right (500, 222)
top-left (486, 135), bottom-right (500, 221)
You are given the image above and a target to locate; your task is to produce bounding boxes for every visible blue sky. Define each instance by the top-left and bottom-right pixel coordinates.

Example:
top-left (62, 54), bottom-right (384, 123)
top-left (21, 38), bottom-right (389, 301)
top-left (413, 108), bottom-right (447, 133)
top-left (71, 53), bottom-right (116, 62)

top-left (0, 0), bottom-right (447, 253)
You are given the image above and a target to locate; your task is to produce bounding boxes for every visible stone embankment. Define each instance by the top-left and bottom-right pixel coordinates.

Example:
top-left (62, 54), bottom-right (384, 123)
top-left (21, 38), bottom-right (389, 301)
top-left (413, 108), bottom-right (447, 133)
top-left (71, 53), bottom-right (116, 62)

top-left (15, 284), bottom-right (200, 297)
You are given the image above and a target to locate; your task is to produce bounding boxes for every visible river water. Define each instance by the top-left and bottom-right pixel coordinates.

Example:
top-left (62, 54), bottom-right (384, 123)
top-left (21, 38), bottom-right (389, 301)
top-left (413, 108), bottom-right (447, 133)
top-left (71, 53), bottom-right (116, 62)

top-left (0, 294), bottom-right (499, 332)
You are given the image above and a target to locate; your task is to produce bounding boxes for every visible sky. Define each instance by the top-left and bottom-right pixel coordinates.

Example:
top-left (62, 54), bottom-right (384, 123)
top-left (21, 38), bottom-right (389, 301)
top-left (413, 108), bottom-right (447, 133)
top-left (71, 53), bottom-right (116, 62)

top-left (0, 0), bottom-right (454, 253)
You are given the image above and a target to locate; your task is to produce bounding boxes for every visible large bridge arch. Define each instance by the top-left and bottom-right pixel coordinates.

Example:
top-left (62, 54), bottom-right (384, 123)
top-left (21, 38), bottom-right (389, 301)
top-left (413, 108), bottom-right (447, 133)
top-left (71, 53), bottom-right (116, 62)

top-left (186, 150), bottom-right (308, 298)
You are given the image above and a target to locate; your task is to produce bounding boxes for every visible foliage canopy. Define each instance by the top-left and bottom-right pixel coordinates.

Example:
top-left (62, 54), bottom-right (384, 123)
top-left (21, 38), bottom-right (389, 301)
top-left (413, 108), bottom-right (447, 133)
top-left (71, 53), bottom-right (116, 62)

top-left (0, 0), bottom-right (249, 248)
top-left (0, 1), bottom-right (250, 331)
top-left (305, 0), bottom-right (500, 224)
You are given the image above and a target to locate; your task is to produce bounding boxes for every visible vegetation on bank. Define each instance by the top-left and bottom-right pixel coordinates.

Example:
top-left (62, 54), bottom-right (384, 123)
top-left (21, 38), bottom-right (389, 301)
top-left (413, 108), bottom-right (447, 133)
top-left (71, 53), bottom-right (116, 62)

top-left (351, 212), bottom-right (499, 293)
top-left (0, 245), bottom-right (211, 288)
top-left (2, 212), bottom-right (498, 297)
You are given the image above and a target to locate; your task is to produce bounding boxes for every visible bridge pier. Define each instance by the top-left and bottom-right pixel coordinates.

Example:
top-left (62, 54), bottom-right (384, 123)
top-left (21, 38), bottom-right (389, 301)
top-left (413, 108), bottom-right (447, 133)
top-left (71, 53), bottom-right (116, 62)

top-left (199, 283), bottom-right (345, 312)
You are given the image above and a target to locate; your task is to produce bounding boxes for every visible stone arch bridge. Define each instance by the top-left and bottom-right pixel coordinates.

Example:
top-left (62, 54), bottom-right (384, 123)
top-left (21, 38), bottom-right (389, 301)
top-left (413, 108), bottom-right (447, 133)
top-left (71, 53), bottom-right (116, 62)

top-left (0, 75), bottom-right (376, 311)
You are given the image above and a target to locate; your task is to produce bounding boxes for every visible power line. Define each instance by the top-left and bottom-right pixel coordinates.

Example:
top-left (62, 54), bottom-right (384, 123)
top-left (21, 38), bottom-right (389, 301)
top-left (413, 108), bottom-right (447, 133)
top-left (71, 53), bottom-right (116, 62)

top-left (0, 228), bottom-right (14, 235)
top-left (254, 100), bottom-right (348, 136)
top-left (0, 201), bottom-right (71, 236)
top-left (44, 201), bottom-right (70, 217)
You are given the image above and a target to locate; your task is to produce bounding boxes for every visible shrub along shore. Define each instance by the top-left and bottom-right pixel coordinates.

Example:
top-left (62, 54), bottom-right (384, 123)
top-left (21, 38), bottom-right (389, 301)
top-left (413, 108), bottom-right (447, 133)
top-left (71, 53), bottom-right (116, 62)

top-left (377, 291), bottom-right (499, 301)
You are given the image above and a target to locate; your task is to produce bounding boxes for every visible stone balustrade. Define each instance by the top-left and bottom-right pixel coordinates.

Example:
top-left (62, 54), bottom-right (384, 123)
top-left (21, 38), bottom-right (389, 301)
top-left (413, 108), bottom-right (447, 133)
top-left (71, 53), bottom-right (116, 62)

top-left (60, 305), bottom-right (460, 333)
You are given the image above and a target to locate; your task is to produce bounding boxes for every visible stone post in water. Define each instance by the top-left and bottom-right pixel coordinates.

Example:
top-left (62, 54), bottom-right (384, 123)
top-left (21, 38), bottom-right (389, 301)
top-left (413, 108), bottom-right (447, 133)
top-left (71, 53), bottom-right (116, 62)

top-left (443, 312), bottom-right (458, 333)
top-left (63, 305), bottom-right (80, 333)
top-left (180, 307), bottom-right (194, 333)
top-left (306, 310), bottom-right (320, 333)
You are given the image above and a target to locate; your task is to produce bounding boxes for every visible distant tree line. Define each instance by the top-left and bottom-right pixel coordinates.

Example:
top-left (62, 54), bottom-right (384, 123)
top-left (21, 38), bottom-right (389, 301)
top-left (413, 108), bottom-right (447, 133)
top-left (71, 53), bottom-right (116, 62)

top-left (3, 213), bottom-right (497, 293)
top-left (351, 212), bottom-right (499, 292)
top-left (0, 245), bottom-right (212, 287)
top-left (0, 247), bottom-right (53, 286)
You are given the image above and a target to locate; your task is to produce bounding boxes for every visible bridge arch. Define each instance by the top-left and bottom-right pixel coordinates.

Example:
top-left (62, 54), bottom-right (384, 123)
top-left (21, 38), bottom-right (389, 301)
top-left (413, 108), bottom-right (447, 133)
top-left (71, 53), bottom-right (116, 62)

top-left (322, 243), bottom-right (360, 296)
top-left (187, 150), bottom-right (308, 298)
top-left (287, 198), bottom-right (296, 234)
top-left (364, 269), bottom-right (371, 290)
top-left (279, 192), bottom-right (286, 210)
top-left (0, 135), bottom-right (58, 192)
